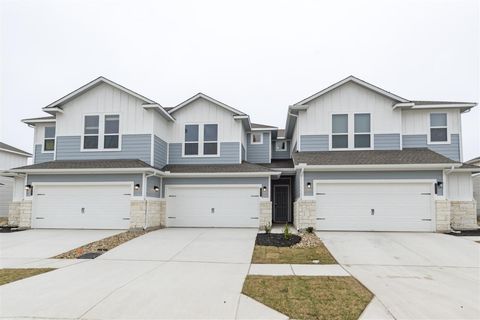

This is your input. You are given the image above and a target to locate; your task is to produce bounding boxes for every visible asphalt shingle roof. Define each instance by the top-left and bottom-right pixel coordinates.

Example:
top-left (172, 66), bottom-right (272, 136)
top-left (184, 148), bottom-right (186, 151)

top-left (162, 161), bottom-right (274, 173)
top-left (292, 148), bottom-right (459, 166)
top-left (0, 142), bottom-right (31, 156)
top-left (13, 159), bottom-right (152, 170)
top-left (251, 123), bottom-right (277, 129)
top-left (259, 159), bottom-right (294, 169)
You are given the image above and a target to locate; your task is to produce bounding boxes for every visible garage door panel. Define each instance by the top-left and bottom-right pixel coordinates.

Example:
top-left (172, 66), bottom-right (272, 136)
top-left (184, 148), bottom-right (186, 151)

top-left (316, 181), bottom-right (434, 232)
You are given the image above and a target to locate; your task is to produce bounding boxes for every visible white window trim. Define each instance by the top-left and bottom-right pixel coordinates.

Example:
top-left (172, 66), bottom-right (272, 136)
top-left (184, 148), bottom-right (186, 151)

top-left (353, 112), bottom-right (373, 150)
top-left (275, 140), bottom-right (287, 152)
top-left (330, 112), bottom-right (373, 150)
top-left (330, 113), bottom-right (349, 150)
top-left (250, 132), bottom-right (263, 145)
top-left (43, 126), bottom-right (56, 153)
top-left (428, 112), bottom-right (450, 145)
top-left (182, 123), bottom-right (220, 157)
top-left (81, 113), bottom-right (122, 152)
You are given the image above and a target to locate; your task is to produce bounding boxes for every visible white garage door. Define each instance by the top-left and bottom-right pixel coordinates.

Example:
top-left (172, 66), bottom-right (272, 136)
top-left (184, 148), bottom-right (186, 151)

top-left (32, 183), bottom-right (132, 229)
top-left (165, 185), bottom-right (261, 227)
top-left (316, 180), bottom-right (434, 232)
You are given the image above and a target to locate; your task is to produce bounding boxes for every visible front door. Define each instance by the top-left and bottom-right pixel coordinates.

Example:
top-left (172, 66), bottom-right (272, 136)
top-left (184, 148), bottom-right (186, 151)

top-left (273, 185), bottom-right (289, 222)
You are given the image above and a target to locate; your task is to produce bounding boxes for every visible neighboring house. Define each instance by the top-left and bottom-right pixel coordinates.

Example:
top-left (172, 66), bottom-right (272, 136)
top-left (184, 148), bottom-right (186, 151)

top-left (3, 76), bottom-right (479, 231)
top-left (0, 142), bottom-right (31, 217)
top-left (466, 156), bottom-right (480, 218)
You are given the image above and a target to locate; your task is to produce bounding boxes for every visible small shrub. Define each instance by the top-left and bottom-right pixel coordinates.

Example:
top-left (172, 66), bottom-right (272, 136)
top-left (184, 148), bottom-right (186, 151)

top-left (306, 227), bottom-right (314, 233)
top-left (264, 222), bottom-right (272, 234)
top-left (284, 224), bottom-right (291, 240)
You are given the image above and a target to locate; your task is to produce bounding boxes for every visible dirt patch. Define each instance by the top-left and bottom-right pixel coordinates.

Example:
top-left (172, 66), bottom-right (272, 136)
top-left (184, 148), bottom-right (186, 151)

top-left (53, 230), bottom-right (148, 259)
top-left (0, 217), bottom-right (8, 226)
top-left (0, 268), bottom-right (55, 286)
top-left (447, 229), bottom-right (480, 236)
top-left (256, 233), bottom-right (301, 247)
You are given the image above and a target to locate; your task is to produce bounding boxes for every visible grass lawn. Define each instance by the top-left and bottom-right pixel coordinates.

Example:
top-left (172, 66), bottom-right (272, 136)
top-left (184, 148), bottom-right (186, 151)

top-left (0, 268), bottom-right (55, 286)
top-left (243, 275), bottom-right (373, 320)
top-left (252, 244), bottom-right (337, 264)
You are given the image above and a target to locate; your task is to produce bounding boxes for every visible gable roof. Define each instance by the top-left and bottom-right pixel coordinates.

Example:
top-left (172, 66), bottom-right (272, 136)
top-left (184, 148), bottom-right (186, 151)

top-left (292, 75), bottom-right (410, 107)
top-left (42, 76), bottom-right (174, 121)
top-left (0, 142), bottom-right (31, 157)
top-left (168, 93), bottom-right (246, 116)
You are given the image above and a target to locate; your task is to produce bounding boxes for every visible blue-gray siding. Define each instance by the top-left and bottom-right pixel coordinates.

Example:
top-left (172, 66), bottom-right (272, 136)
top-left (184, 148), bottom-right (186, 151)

top-left (271, 140), bottom-right (291, 159)
top-left (402, 134), bottom-right (460, 161)
top-left (27, 174), bottom-right (143, 196)
top-left (300, 135), bottom-right (329, 151)
top-left (34, 144), bottom-right (54, 164)
top-left (242, 145), bottom-right (246, 161)
top-left (303, 170), bottom-right (443, 196)
top-left (247, 132), bottom-right (270, 163)
top-left (147, 176), bottom-right (161, 198)
top-left (374, 134), bottom-right (401, 150)
top-left (162, 177), bottom-right (269, 198)
top-left (168, 142), bottom-right (240, 164)
top-left (294, 169), bottom-right (301, 200)
top-left (154, 135), bottom-right (167, 169)
top-left (56, 134), bottom-right (152, 164)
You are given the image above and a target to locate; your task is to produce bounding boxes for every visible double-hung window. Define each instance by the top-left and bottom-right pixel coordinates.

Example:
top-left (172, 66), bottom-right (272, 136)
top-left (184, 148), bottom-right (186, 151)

top-left (332, 114), bottom-right (348, 149)
top-left (203, 124), bottom-right (218, 155)
top-left (184, 124), bottom-right (199, 155)
top-left (354, 113), bottom-right (371, 148)
top-left (43, 126), bottom-right (55, 152)
top-left (430, 113), bottom-right (448, 143)
top-left (83, 114), bottom-right (120, 150)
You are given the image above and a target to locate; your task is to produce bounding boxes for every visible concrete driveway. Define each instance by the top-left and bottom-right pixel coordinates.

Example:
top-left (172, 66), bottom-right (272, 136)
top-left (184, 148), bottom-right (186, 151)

top-left (0, 228), bottom-right (285, 320)
top-left (0, 229), bottom-right (121, 268)
top-left (319, 232), bottom-right (480, 320)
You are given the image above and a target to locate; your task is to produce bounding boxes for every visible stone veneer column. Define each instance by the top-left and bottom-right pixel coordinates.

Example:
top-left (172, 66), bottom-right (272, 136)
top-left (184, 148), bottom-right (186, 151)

top-left (259, 201), bottom-right (272, 229)
top-left (130, 200), bottom-right (146, 229)
top-left (293, 199), bottom-right (316, 230)
top-left (435, 200), bottom-right (451, 232)
top-left (8, 201), bottom-right (21, 226)
top-left (7, 200), bottom-right (32, 228)
top-left (450, 200), bottom-right (478, 230)
top-left (130, 199), bottom-right (166, 230)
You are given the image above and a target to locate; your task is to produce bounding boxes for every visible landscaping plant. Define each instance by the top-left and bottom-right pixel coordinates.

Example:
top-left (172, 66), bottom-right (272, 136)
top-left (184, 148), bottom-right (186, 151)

top-left (306, 226), bottom-right (314, 233)
top-left (264, 222), bottom-right (272, 234)
top-left (283, 224), bottom-right (291, 240)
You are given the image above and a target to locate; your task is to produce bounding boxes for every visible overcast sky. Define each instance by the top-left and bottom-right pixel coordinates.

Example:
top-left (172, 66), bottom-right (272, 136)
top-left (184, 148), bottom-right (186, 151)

top-left (1, 0), bottom-right (479, 160)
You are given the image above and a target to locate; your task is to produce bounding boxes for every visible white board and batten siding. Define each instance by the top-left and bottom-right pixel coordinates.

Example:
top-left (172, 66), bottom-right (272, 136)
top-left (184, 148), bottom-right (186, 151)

top-left (314, 180), bottom-right (435, 232)
top-left (447, 172), bottom-right (473, 201)
top-left (0, 150), bottom-right (29, 216)
top-left (401, 108), bottom-right (461, 136)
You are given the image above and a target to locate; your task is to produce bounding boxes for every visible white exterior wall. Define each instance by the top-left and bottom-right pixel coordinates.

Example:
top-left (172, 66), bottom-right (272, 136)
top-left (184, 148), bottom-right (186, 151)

top-left (33, 122), bottom-right (56, 145)
top-left (298, 81), bottom-right (401, 137)
top-left (402, 108), bottom-right (460, 135)
top-left (12, 176), bottom-right (24, 201)
top-left (55, 83), bottom-right (154, 136)
top-left (0, 150), bottom-right (28, 170)
top-left (153, 111), bottom-right (172, 142)
top-left (447, 172), bottom-right (473, 201)
top-left (169, 98), bottom-right (242, 143)
top-left (291, 120), bottom-right (299, 152)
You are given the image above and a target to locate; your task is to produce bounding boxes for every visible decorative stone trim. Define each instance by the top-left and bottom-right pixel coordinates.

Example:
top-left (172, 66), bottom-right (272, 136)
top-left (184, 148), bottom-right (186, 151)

top-left (130, 199), bottom-right (166, 230)
top-left (7, 200), bottom-right (32, 228)
top-left (293, 199), bottom-right (316, 230)
top-left (8, 201), bottom-right (21, 226)
top-left (435, 200), bottom-right (451, 232)
top-left (259, 201), bottom-right (272, 229)
top-left (450, 200), bottom-right (478, 230)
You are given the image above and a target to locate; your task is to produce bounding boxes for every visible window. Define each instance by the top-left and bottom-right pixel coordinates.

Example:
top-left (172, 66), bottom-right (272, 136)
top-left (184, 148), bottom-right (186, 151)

top-left (430, 113), bottom-right (448, 142)
top-left (184, 124), bottom-right (199, 155)
top-left (354, 113), bottom-right (371, 148)
top-left (251, 132), bottom-right (263, 144)
top-left (332, 114), bottom-right (348, 148)
top-left (83, 115), bottom-right (99, 149)
top-left (43, 126), bottom-right (55, 152)
top-left (275, 140), bottom-right (287, 151)
top-left (203, 124), bottom-right (218, 155)
top-left (104, 115), bottom-right (120, 149)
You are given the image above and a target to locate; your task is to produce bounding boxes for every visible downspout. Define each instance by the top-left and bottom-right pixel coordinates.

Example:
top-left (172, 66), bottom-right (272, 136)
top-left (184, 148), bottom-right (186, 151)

top-left (444, 165), bottom-right (458, 232)
top-left (144, 171), bottom-right (162, 230)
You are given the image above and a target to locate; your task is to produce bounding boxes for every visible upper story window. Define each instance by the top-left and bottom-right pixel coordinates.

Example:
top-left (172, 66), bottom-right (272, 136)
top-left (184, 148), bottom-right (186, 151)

top-left (354, 113), bottom-right (371, 148)
top-left (184, 124), bottom-right (218, 156)
top-left (430, 113), bottom-right (448, 143)
top-left (251, 132), bottom-right (263, 144)
top-left (83, 114), bottom-right (120, 150)
top-left (275, 140), bottom-right (287, 151)
top-left (332, 114), bottom-right (348, 149)
top-left (43, 126), bottom-right (55, 152)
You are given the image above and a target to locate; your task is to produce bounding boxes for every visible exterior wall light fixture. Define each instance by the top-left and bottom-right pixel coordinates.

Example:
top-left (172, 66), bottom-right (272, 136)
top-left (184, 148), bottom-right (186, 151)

top-left (153, 186), bottom-right (160, 192)
top-left (134, 184), bottom-right (140, 190)
top-left (307, 182), bottom-right (312, 189)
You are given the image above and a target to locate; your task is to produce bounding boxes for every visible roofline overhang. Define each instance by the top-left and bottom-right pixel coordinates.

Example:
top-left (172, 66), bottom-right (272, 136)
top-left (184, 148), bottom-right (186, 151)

top-left (0, 148), bottom-right (32, 157)
top-left (162, 171), bottom-right (280, 177)
top-left (393, 102), bottom-right (477, 112)
top-left (21, 118), bottom-right (56, 125)
top-left (142, 103), bottom-right (176, 121)
top-left (250, 127), bottom-right (277, 131)
top-left (295, 163), bottom-right (462, 171)
top-left (7, 167), bottom-right (165, 175)
top-left (168, 93), bottom-right (246, 116)
top-left (233, 115), bottom-right (252, 130)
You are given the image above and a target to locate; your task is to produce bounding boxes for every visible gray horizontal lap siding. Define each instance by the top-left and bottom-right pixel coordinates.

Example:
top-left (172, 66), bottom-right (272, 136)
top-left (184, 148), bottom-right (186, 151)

top-left (303, 170), bottom-right (443, 196)
top-left (402, 134), bottom-right (460, 161)
top-left (374, 134), bottom-right (401, 150)
top-left (34, 145), bottom-right (54, 164)
top-left (147, 175), bottom-right (161, 198)
top-left (247, 132), bottom-right (270, 163)
top-left (154, 136), bottom-right (168, 169)
top-left (27, 174), bottom-right (143, 197)
top-left (300, 135), bottom-right (329, 151)
top-left (168, 142), bottom-right (240, 164)
top-left (162, 177), bottom-right (269, 198)
top-left (271, 141), bottom-right (291, 159)
top-left (56, 134), bottom-right (152, 164)
top-left (242, 145), bottom-right (246, 161)
top-left (294, 169), bottom-right (301, 201)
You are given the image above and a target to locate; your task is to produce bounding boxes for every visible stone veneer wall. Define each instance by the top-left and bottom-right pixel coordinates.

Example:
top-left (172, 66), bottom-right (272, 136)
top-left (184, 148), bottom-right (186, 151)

top-left (259, 201), bottom-right (272, 229)
top-left (293, 200), bottom-right (316, 230)
top-left (450, 200), bottom-right (478, 230)
top-left (130, 199), bottom-right (166, 230)
top-left (435, 200), bottom-right (451, 232)
top-left (8, 200), bottom-right (32, 228)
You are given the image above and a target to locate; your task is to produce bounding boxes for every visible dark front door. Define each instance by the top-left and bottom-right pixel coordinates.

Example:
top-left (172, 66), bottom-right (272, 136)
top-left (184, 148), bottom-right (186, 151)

top-left (274, 185), bottom-right (289, 222)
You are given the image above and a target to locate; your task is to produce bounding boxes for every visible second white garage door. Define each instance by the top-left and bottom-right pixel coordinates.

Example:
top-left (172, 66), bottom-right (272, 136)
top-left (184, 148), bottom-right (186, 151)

top-left (165, 185), bottom-right (261, 227)
top-left (315, 180), bottom-right (435, 232)
top-left (32, 183), bottom-right (132, 229)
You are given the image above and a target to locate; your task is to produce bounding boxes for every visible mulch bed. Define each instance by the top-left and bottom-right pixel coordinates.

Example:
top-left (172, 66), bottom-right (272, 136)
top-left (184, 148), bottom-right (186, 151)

top-left (53, 230), bottom-right (148, 259)
top-left (256, 233), bottom-right (301, 247)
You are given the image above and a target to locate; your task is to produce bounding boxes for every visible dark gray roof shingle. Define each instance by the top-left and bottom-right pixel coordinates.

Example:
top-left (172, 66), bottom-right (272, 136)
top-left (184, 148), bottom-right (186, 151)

top-left (162, 161), bottom-right (274, 173)
top-left (13, 159), bottom-right (152, 170)
top-left (293, 148), bottom-right (458, 166)
top-left (0, 142), bottom-right (31, 156)
top-left (251, 123), bottom-right (277, 129)
top-left (260, 159), bottom-right (294, 169)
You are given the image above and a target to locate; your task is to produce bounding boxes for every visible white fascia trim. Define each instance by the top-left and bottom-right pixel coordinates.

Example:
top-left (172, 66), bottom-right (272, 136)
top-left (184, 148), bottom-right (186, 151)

top-left (314, 179), bottom-right (438, 184)
top-left (43, 107), bottom-right (64, 114)
top-left (166, 184), bottom-right (262, 189)
top-left (142, 104), bottom-right (175, 121)
top-left (413, 103), bottom-right (477, 109)
top-left (21, 118), bottom-right (56, 125)
top-left (163, 172), bottom-right (281, 178)
top-left (392, 102), bottom-right (415, 109)
top-left (297, 163), bottom-right (462, 171)
top-left (0, 148), bottom-right (32, 157)
top-left (169, 93), bottom-right (246, 116)
top-left (251, 127), bottom-right (277, 131)
top-left (9, 167), bottom-right (165, 175)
